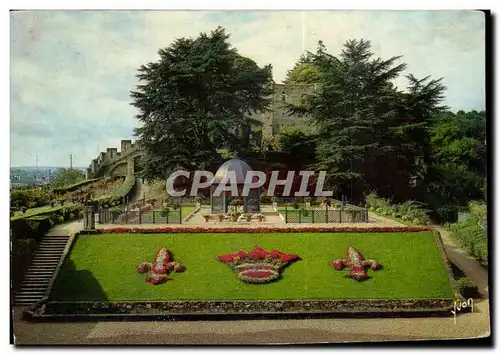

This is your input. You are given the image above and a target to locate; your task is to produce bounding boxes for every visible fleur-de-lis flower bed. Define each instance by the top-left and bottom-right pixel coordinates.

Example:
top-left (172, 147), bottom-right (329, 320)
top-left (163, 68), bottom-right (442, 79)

top-left (136, 248), bottom-right (186, 285)
top-left (217, 246), bottom-right (300, 284)
top-left (331, 246), bottom-right (381, 281)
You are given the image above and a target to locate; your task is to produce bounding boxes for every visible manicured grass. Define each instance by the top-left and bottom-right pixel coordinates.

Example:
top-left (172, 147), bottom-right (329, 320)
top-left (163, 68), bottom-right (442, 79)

top-left (51, 231), bottom-right (454, 302)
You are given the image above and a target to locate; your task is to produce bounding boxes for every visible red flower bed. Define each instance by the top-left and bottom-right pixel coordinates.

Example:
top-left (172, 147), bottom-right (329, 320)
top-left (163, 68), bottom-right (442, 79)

top-left (98, 226), bottom-right (430, 234)
top-left (331, 247), bottom-right (382, 282)
top-left (137, 248), bottom-right (186, 285)
top-left (217, 246), bottom-right (300, 284)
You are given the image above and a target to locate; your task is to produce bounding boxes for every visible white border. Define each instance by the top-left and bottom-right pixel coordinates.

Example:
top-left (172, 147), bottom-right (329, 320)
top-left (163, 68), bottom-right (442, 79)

top-left (3, 1), bottom-right (496, 351)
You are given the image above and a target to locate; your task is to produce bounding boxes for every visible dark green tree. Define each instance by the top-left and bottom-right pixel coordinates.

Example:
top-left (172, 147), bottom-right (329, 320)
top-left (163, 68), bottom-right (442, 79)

top-left (131, 27), bottom-right (273, 180)
top-left (289, 39), bottom-right (447, 202)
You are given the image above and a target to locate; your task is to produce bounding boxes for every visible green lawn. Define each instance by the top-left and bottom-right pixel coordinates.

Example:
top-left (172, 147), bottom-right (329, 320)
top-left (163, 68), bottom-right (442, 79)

top-left (50, 232), bottom-right (454, 302)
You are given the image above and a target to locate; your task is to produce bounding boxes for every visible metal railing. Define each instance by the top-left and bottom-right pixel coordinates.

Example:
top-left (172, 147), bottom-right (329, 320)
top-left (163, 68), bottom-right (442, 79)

top-left (97, 208), bottom-right (182, 224)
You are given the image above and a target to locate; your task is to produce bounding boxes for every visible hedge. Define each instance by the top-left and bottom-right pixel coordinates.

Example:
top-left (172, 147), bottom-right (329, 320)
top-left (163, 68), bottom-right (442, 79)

top-left (450, 214), bottom-right (488, 265)
top-left (455, 277), bottom-right (480, 298)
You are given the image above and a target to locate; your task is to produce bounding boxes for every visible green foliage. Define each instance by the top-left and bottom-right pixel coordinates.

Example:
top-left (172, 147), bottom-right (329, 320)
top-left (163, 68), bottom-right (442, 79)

top-left (287, 39), bottom-right (447, 202)
top-left (10, 186), bottom-right (54, 209)
top-left (454, 277), bottom-right (479, 298)
top-left (53, 178), bottom-right (102, 194)
top-left (450, 201), bottom-right (488, 264)
top-left (284, 61), bottom-right (323, 84)
top-left (275, 127), bottom-right (316, 166)
top-left (366, 192), bottom-right (429, 225)
top-left (50, 169), bottom-right (85, 189)
top-left (131, 27), bottom-right (273, 180)
top-left (424, 110), bottom-right (486, 222)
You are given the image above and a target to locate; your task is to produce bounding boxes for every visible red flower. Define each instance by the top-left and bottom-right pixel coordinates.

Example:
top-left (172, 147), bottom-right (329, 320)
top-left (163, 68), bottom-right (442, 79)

top-left (332, 260), bottom-right (344, 270)
top-left (100, 225), bottom-right (430, 234)
top-left (174, 264), bottom-right (186, 272)
top-left (217, 254), bottom-right (236, 263)
top-left (280, 253), bottom-right (300, 263)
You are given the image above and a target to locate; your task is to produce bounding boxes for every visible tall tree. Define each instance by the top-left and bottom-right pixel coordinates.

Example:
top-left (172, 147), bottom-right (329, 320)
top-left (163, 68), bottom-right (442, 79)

top-left (289, 39), bottom-right (446, 202)
top-left (131, 27), bottom-right (273, 180)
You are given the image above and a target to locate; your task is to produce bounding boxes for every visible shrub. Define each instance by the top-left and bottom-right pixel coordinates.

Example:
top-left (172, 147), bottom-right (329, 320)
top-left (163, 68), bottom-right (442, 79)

top-left (292, 201), bottom-right (300, 210)
top-left (21, 206), bottom-right (27, 214)
top-left (455, 277), bottom-right (479, 298)
top-left (450, 214), bottom-right (488, 264)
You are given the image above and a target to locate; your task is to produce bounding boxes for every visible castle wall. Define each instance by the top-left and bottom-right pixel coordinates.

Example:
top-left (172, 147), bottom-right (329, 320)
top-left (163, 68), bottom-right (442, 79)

top-left (250, 83), bottom-right (315, 139)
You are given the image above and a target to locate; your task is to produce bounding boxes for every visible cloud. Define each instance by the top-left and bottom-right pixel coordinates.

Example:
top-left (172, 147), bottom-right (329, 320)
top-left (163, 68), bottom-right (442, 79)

top-left (10, 10), bottom-right (485, 167)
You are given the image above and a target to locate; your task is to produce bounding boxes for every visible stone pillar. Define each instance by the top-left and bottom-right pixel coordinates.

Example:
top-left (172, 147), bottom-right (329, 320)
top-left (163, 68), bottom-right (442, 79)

top-left (83, 203), bottom-right (96, 230)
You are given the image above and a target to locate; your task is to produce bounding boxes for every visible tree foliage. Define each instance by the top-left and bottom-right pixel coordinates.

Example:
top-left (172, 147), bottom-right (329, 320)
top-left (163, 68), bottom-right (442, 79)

top-left (288, 39), bottom-right (448, 203)
top-left (131, 27), bottom-right (273, 180)
top-left (50, 169), bottom-right (85, 189)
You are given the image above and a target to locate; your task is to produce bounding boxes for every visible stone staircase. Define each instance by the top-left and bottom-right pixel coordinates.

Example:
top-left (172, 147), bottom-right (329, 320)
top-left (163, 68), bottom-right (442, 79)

top-left (13, 234), bottom-right (70, 307)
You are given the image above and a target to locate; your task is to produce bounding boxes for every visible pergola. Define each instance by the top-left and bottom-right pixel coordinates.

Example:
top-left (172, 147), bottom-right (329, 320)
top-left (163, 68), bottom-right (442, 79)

top-left (210, 158), bottom-right (260, 214)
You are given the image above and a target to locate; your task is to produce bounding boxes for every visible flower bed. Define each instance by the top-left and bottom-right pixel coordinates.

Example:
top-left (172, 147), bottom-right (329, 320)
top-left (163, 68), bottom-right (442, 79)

top-left (218, 246), bottom-right (300, 284)
top-left (137, 248), bottom-right (185, 285)
top-left (85, 225), bottom-right (431, 235)
top-left (26, 298), bottom-right (456, 320)
top-left (331, 247), bottom-right (382, 281)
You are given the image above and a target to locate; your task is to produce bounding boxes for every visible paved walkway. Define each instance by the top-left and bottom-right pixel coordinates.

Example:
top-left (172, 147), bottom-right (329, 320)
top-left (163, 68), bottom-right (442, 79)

top-left (433, 226), bottom-right (489, 296)
top-left (12, 299), bottom-right (490, 344)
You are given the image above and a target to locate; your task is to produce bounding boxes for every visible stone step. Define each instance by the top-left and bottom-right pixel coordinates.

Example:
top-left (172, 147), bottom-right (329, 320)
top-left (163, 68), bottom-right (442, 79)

top-left (25, 272), bottom-right (54, 276)
top-left (30, 258), bottom-right (61, 261)
top-left (27, 266), bottom-right (57, 271)
top-left (21, 282), bottom-right (50, 287)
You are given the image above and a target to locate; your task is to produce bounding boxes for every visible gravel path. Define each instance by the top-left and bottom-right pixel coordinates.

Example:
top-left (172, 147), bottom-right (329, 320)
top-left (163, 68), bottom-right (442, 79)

top-left (12, 300), bottom-right (490, 344)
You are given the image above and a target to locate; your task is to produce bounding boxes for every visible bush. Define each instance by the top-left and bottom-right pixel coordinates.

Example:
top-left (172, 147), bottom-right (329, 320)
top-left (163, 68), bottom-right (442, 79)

top-left (292, 202), bottom-right (300, 210)
top-left (21, 206), bottom-right (27, 214)
top-left (455, 277), bottom-right (479, 298)
top-left (450, 214), bottom-right (488, 264)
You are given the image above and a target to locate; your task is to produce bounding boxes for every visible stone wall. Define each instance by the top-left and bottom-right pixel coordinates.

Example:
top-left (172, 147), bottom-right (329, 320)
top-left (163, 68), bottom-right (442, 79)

top-left (252, 83), bottom-right (315, 138)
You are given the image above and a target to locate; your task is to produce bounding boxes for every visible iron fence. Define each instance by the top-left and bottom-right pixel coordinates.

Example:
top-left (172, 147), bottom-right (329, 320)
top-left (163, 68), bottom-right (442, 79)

top-left (97, 208), bottom-right (182, 224)
top-left (281, 207), bottom-right (368, 224)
